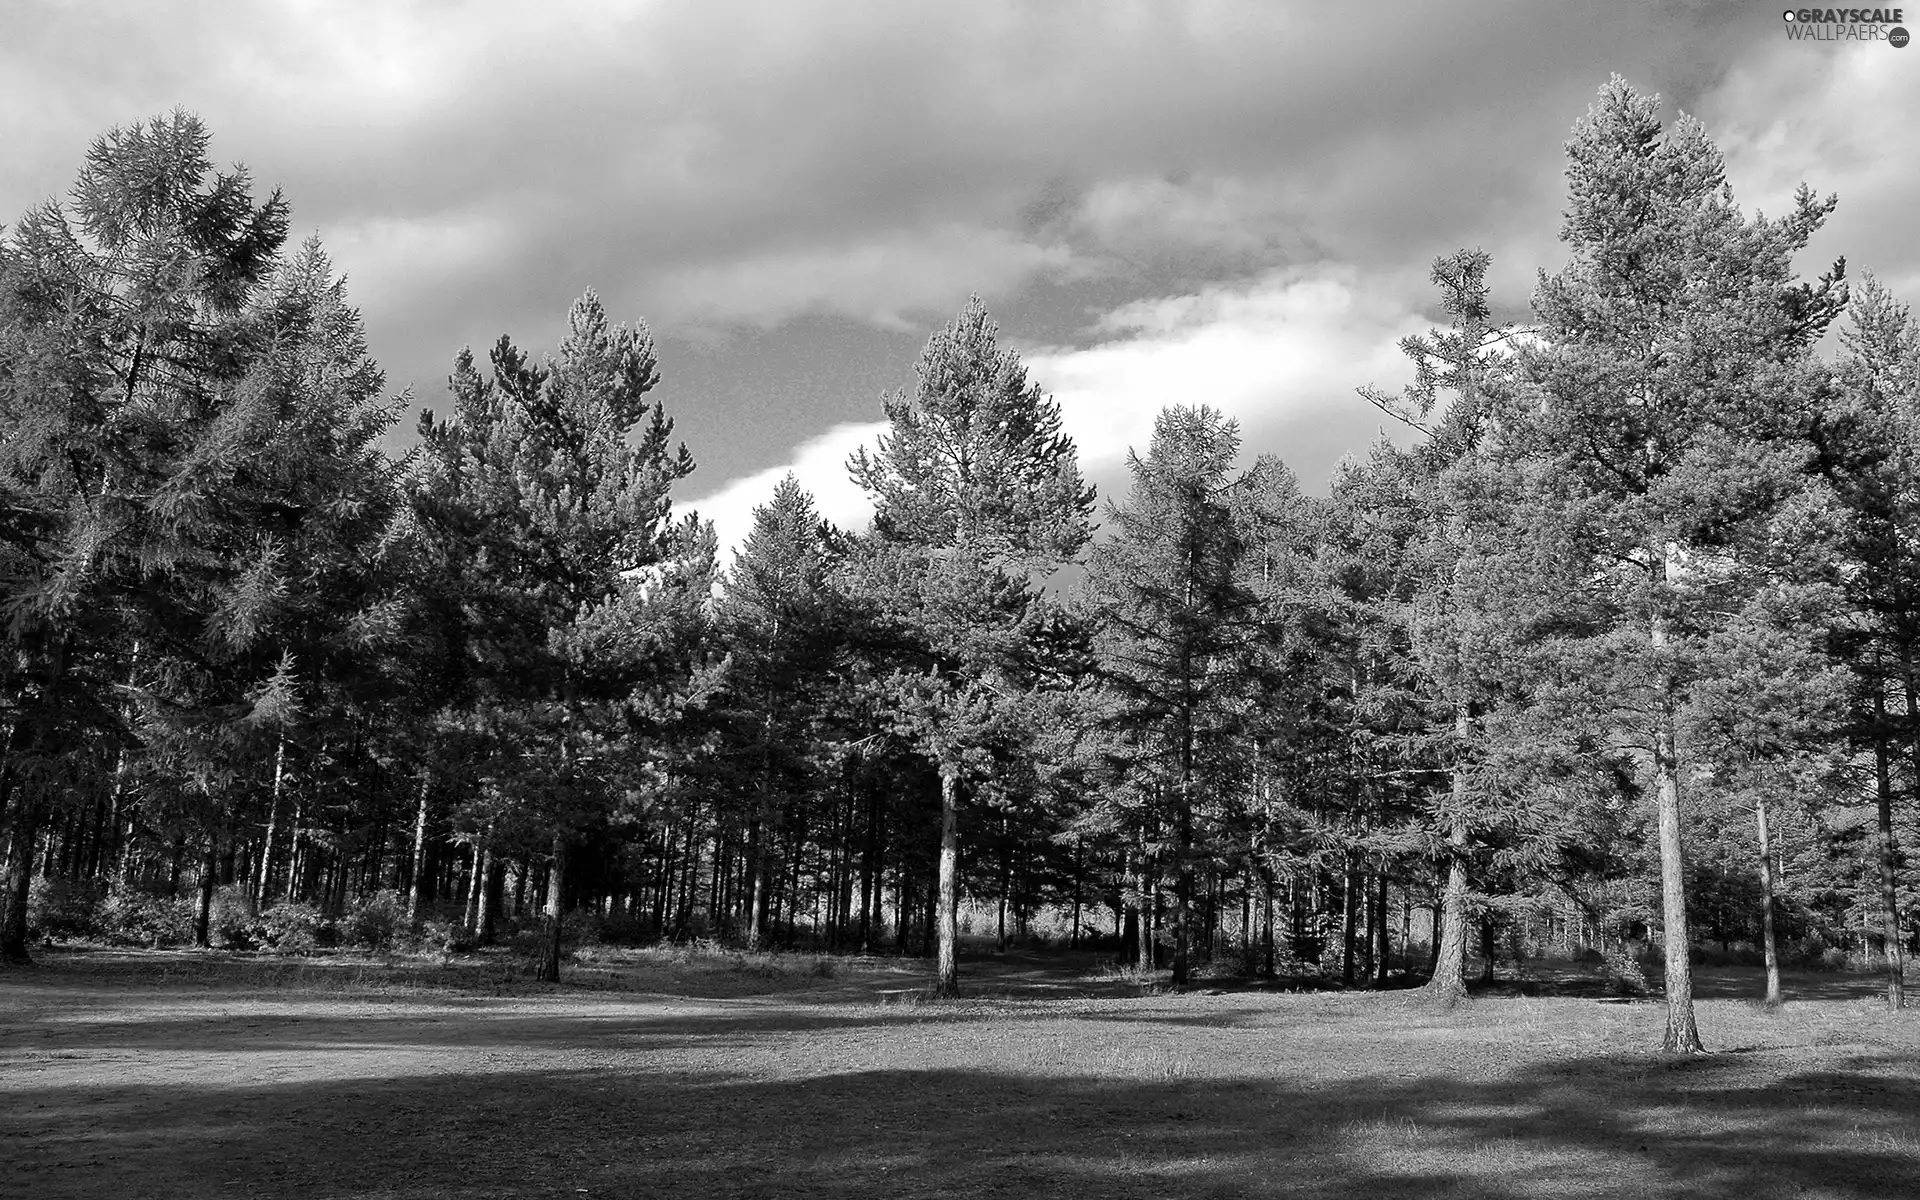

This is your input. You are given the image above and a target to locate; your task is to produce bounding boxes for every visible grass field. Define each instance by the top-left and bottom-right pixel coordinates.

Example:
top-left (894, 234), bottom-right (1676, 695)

top-left (3, 948), bottom-right (1917, 1199)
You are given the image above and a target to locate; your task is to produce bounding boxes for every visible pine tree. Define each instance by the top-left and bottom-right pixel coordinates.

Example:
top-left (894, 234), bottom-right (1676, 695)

top-left (1086, 406), bottom-right (1259, 987)
top-left (848, 295), bottom-right (1093, 995)
top-left (1358, 248), bottom-right (1521, 1002)
top-left (1818, 275), bottom-right (1920, 1010)
top-left (715, 474), bottom-right (842, 949)
top-left (1505, 77), bottom-right (1848, 1050)
top-left (0, 110), bottom-right (340, 960)
top-left (413, 292), bottom-right (704, 982)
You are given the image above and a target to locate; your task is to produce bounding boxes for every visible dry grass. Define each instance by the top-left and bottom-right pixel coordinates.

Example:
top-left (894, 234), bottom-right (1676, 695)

top-left (3, 947), bottom-right (1916, 1199)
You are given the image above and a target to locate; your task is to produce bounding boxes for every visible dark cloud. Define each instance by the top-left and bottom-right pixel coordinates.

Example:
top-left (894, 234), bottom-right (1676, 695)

top-left (3, 1), bottom-right (1909, 507)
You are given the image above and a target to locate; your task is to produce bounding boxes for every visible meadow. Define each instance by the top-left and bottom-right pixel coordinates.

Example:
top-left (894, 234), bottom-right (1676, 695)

top-left (3, 948), bottom-right (1916, 1199)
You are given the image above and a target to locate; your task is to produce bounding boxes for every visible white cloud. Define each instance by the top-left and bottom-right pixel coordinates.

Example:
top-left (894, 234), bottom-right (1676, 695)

top-left (1033, 267), bottom-right (1427, 486)
top-left (1703, 41), bottom-right (1920, 299)
top-left (683, 420), bottom-right (887, 561)
top-left (688, 265), bottom-right (1427, 553)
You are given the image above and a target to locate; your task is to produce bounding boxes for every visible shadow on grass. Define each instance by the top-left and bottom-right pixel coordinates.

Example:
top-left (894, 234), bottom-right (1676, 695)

top-left (6, 1050), bottom-right (1918, 1199)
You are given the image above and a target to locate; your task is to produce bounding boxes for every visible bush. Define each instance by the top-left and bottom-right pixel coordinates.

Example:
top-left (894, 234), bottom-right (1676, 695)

top-left (98, 889), bottom-right (196, 948)
top-left (409, 917), bottom-right (474, 957)
top-left (1601, 944), bottom-right (1649, 997)
top-left (595, 910), bottom-right (650, 946)
top-left (255, 902), bottom-right (333, 954)
top-left (341, 889), bottom-right (407, 951)
top-left (1786, 935), bottom-right (1848, 971)
top-left (565, 911), bottom-right (607, 947)
top-left (210, 885), bottom-right (258, 949)
top-left (27, 875), bottom-right (104, 941)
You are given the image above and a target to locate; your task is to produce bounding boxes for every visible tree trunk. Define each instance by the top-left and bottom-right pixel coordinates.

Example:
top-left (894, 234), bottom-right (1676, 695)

top-left (996, 827), bottom-right (1009, 953)
top-left (1135, 852), bottom-right (1154, 972)
top-left (465, 843), bottom-right (489, 934)
top-left (193, 837), bottom-right (218, 948)
top-left (1069, 838), bottom-right (1084, 951)
top-left (406, 766), bottom-right (432, 924)
top-left (744, 819), bottom-right (765, 950)
top-left (0, 800), bottom-right (39, 963)
top-left (253, 734), bottom-right (287, 915)
top-left (478, 855), bottom-right (503, 947)
top-left (1261, 869), bottom-right (1276, 977)
top-left (1652, 549), bottom-right (1703, 1054)
top-left (1755, 798), bottom-right (1782, 1006)
top-left (538, 834), bottom-right (567, 983)
top-left (1340, 856), bottom-right (1358, 987)
top-left (1874, 662), bottom-right (1906, 1010)
top-left (1424, 704), bottom-right (1472, 1004)
top-left (933, 769), bottom-right (960, 996)
top-left (1173, 737), bottom-right (1195, 988)
top-left (1373, 871), bottom-right (1390, 986)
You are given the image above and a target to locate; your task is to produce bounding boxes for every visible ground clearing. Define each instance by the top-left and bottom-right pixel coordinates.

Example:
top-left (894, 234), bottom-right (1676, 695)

top-left (3, 949), bottom-right (1916, 1199)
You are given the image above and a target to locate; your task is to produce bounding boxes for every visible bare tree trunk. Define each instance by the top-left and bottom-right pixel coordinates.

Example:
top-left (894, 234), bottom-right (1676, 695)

top-left (933, 769), bottom-right (960, 996)
top-left (538, 834), bottom-right (567, 983)
top-left (252, 735), bottom-right (287, 915)
top-left (1875, 659), bottom-right (1906, 1010)
top-left (1173, 785), bottom-right (1194, 989)
top-left (1373, 872), bottom-right (1390, 987)
top-left (193, 836), bottom-right (218, 948)
top-left (744, 819), bottom-right (765, 951)
top-left (1261, 869), bottom-right (1276, 978)
top-left (465, 842), bottom-right (488, 934)
top-left (406, 767), bottom-right (432, 924)
top-left (0, 800), bottom-right (39, 963)
top-left (1424, 704), bottom-right (1472, 1004)
top-left (1652, 546), bottom-right (1703, 1054)
top-left (1755, 798), bottom-right (1782, 1006)
top-left (996, 828), bottom-right (1009, 953)
top-left (1069, 837), bottom-right (1083, 951)
top-left (1132, 850), bottom-right (1152, 972)
top-left (1340, 856), bottom-right (1358, 987)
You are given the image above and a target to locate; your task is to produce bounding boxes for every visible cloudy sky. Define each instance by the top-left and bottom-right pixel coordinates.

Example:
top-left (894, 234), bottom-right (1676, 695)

top-left (5, 1), bottom-right (1915, 550)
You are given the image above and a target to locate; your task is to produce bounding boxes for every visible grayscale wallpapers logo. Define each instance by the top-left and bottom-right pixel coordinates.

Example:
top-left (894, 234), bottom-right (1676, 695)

top-left (1782, 8), bottom-right (1910, 44)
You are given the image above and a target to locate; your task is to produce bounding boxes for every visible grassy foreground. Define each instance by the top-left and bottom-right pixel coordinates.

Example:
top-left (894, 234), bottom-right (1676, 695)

top-left (3, 948), bottom-right (1916, 1199)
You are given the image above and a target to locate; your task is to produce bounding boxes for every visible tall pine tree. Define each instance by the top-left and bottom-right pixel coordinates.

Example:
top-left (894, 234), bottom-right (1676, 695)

top-left (848, 296), bottom-right (1093, 995)
top-left (1504, 77), bottom-right (1847, 1050)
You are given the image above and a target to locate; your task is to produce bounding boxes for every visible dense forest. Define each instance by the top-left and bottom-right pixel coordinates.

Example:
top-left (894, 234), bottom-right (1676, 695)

top-left (3, 79), bottom-right (1915, 1051)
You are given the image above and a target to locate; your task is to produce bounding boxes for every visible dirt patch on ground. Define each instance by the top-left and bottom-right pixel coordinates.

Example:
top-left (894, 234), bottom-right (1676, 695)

top-left (4, 949), bottom-right (1916, 1199)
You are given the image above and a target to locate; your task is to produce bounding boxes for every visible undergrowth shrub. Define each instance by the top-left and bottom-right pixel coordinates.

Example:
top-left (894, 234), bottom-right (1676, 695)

top-left (98, 889), bottom-right (195, 947)
top-left (595, 911), bottom-right (650, 945)
top-left (1601, 944), bottom-right (1649, 997)
top-left (210, 885), bottom-right (257, 949)
top-left (566, 911), bottom-right (607, 947)
top-left (255, 902), bottom-right (333, 953)
top-left (341, 889), bottom-right (407, 951)
top-left (410, 917), bottom-right (474, 957)
top-left (1787, 935), bottom-right (1846, 971)
top-left (27, 875), bottom-right (104, 941)
top-left (1691, 944), bottom-right (1765, 968)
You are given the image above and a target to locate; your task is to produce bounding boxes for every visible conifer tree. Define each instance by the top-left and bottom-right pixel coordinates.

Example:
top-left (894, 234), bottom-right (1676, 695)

top-left (848, 296), bottom-right (1094, 995)
top-left (1359, 248), bottom-right (1517, 1002)
top-left (715, 474), bottom-right (842, 949)
top-left (1086, 406), bottom-right (1258, 987)
top-left (0, 110), bottom-right (362, 960)
top-left (1505, 77), bottom-right (1848, 1050)
top-left (414, 292), bottom-right (704, 982)
top-left (1819, 276), bottom-right (1920, 1010)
